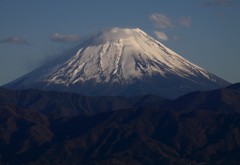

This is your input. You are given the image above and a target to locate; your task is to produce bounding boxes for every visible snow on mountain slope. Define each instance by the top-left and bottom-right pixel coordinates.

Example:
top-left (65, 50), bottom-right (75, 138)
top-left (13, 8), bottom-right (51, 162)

top-left (4, 28), bottom-right (230, 98)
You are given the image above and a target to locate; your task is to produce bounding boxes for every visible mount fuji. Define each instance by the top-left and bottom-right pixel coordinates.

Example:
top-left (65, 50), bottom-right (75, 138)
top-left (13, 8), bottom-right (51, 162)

top-left (4, 28), bottom-right (230, 98)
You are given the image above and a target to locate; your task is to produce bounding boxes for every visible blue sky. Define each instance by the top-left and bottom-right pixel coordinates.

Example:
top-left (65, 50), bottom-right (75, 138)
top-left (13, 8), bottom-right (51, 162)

top-left (0, 0), bottom-right (240, 85)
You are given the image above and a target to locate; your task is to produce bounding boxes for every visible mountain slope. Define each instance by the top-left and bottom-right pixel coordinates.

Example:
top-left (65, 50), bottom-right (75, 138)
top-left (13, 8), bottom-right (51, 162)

top-left (0, 84), bottom-right (240, 164)
top-left (4, 28), bottom-right (229, 98)
top-left (0, 88), bottom-right (166, 118)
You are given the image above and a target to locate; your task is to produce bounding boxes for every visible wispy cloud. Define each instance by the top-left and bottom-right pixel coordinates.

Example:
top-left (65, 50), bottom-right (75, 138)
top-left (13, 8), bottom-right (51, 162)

top-left (154, 31), bottom-right (169, 41)
top-left (179, 16), bottom-right (192, 27)
top-left (0, 36), bottom-right (29, 45)
top-left (50, 33), bottom-right (81, 43)
top-left (203, 0), bottom-right (240, 7)
top-left (149, 13), bottom-right (173, 29)
top-left (150, 13), bottom-right (192, 42)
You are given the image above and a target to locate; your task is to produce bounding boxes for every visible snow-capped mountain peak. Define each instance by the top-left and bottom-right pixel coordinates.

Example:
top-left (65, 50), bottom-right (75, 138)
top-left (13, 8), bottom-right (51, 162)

top-left (43, 27), bottom-right (215, 84)
top-left (4, 27), bottom-right (230, 98)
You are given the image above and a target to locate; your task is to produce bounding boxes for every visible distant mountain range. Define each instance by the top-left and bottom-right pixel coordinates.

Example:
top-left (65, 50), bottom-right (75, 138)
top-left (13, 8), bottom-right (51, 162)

top-left (0, 83), bottom-right (239, 165)
top-left (1, 27), bottom-right (237, 164)
top-left (4, 28), bottom-right (229, 99)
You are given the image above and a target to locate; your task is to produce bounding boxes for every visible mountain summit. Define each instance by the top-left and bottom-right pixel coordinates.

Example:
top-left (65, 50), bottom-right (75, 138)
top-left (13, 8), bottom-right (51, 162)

top-left (4, 28), bottom-right (229, 98)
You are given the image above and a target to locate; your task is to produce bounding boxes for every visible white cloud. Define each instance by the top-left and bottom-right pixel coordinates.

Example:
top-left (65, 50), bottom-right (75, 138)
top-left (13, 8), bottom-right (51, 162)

top-left (179, 16), bottom-right (192, 27)
top-left (50, 33), bottom-right (81, 43)
top-left (149, 13), bottom-right (173, 29)
top-left (154, 31), bottom-right (169, 41)
top-left (0, 36), bottom-right (29, 45)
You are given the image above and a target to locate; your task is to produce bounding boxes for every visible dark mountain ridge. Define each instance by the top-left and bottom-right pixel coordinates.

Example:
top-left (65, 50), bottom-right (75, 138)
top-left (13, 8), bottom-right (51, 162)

top-left (0, 84), bottom-right (240, 164)
top-left (0, 87), bottom-right (167, 118)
